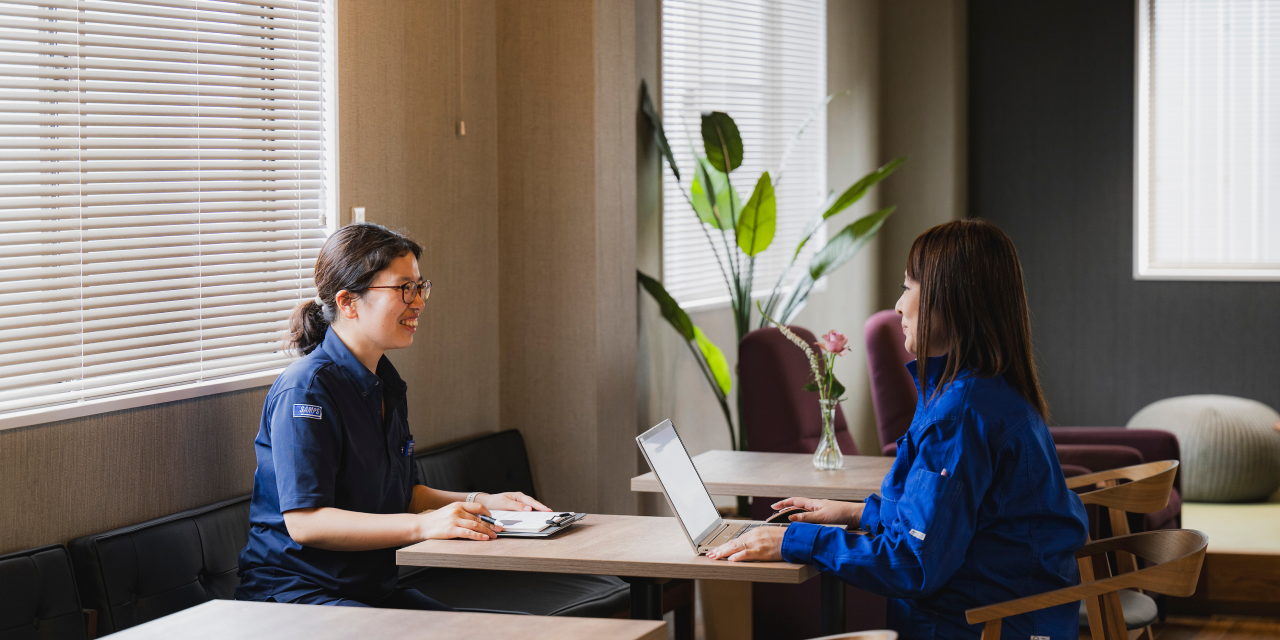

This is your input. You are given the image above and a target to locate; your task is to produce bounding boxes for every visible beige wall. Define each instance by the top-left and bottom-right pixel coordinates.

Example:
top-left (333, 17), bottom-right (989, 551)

top-left (495, 0), bottom-right (639, 515)
top-left (877, 0), bottom-right (968, 308)
top-left (338, 0), bottom-right (502, 445)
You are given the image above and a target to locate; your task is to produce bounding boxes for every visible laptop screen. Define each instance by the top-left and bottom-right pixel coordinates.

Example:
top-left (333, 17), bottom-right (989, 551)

top-left (638, 421), bottom-right (720, 544)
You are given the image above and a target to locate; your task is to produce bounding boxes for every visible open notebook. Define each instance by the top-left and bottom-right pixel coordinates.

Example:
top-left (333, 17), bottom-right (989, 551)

top-left (490, 510), bottom-right (584, 537)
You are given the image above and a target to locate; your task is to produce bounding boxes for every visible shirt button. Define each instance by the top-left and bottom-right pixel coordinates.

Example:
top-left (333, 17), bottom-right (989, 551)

top-left (362, 392), bottom-right (367, 397)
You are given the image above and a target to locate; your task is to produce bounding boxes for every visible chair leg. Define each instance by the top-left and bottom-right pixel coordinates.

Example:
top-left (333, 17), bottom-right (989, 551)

top-left (1102, 590), bottom-right (1129, 640)
top-left (1078, 556), bottom-right (1107, 638)
top-left (980, 619), bottom-right (1002, 640)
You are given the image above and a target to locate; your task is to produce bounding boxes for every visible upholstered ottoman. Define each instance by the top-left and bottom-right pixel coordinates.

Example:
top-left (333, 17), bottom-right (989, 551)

top-left (1127, 395), bottom-right (1280, 502)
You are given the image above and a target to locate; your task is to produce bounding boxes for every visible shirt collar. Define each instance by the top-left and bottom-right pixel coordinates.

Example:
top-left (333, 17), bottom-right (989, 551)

top-left (905, 355), bottom-right (951, 395)
top-left (319, 327), bottom-right (407, 396)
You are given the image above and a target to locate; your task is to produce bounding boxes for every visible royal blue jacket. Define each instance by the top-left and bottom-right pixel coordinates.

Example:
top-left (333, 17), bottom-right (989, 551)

top-left (781, 356), bottom-right (1089, 640)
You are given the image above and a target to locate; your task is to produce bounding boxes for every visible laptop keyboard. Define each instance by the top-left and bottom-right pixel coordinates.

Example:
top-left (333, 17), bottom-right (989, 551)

top-left (729, 523), bottom-right (784, 541)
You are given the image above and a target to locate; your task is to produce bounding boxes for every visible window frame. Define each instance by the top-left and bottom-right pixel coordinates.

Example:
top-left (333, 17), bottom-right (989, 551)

top-left (1133, 0), bottom-right (1280, 281)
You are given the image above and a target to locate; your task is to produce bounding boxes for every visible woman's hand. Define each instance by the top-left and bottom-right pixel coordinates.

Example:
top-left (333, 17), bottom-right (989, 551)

top-left (771, 497), bottom-right (864, 527)
top-left (705, 526), bottom-right (786, 562)
top-left (480, 491), bottom-right (551, 512)
top-left (416, 502), bottom-right (500, 541)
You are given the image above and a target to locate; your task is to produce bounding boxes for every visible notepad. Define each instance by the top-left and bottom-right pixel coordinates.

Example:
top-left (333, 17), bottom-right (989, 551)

top-left (490, 510), bottom-right (581, 533)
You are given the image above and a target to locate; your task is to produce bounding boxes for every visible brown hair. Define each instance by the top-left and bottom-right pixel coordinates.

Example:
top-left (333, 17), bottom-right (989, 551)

top-left (287, 222), bottom-right (423, 356)
top-left (905, 218), bottom-right (1049, 420)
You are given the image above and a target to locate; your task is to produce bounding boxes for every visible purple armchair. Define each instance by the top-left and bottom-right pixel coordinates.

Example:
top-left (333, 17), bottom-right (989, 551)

top-left (863, 309), bottom-right (1181, 533)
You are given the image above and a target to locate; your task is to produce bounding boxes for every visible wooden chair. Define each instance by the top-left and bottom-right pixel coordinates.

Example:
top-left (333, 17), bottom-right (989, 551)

top-left (1068, 460), bottom-right (1179, 640)
top-left (965, 529), bottom-right (1208, 640)
top-left (805, 632), bottom-right (897, 640)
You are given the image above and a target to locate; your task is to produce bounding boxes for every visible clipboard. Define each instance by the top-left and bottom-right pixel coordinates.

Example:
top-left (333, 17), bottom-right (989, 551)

top-left (494, 512), bottom-right (586, 538)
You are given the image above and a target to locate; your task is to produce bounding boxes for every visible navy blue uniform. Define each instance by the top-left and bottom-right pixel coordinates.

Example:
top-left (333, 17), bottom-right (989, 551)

top-left (236, 328), bottom-right (444, 609)
top-left (781, 356), bottom-right (1089, 639)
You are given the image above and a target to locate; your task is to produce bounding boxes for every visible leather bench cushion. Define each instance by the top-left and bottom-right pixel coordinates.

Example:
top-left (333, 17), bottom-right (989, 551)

top-left (68, 496), bottom-right (249, 636)
top-left (414, 430), bottom-right (538, 498)
top-left (0, 545), bottom-right (84, 640)
top-left (402, 568), bottom-right (629, 618)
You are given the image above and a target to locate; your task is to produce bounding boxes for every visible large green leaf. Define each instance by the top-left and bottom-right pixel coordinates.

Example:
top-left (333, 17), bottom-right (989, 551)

top-left (691, 157), bottom-right (741, 230)
top-left (639, 80), bottom-right (679, 181)
top-left (701, 111), bottom-right (743, 174)
top-left (808, 206), bottom-right (896, 280)
top-left (819, 157), bottom-right (907, 221)
top-left (694, 326), bottom-right (732, 396)
top-left (637, 270), bottom-right (695, 341)
top-left (736, 171), bottom-right (776, 256)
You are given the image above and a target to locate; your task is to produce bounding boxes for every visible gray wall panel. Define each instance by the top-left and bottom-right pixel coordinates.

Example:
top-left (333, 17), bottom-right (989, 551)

top-left (968, 0), bottom-right (1280, 426)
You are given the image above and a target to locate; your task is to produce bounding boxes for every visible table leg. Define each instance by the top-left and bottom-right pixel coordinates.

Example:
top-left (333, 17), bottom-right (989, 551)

top-left (819, 572), bottom-right (846, 636)
top-left (621, 577), bottom-right (668, 621)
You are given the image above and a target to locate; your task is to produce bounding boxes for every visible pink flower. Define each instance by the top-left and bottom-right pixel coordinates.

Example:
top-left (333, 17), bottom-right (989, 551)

top-left (816, 330), bottom-right (849, 355)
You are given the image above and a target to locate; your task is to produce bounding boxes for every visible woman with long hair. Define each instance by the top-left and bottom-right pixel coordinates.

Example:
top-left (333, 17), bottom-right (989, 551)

top-left (236, 222), bottom-right (549, 609)
top-left (708, 219), bottom-right (1089, 639)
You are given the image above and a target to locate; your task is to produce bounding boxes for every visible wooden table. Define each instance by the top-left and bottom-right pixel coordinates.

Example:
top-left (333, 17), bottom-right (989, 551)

top-left (397, 514), bottom-right (817, 622)
top-left (106, 599), bottom-right (667, 640)
top-left (630, 449), bottom-right (893, 636)
top-left (630, 449), bottom-right (893, 501)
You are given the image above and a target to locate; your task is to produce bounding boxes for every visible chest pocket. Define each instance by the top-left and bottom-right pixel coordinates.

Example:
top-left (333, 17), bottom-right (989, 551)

top-left (895, 468), bottom-right (961, 554)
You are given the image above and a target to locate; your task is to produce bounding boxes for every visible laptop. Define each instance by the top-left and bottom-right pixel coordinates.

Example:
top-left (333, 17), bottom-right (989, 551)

top-left (637, 419), bottom-right (789, 554)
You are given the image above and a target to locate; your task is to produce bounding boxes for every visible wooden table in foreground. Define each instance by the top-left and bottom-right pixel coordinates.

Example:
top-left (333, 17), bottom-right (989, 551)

top-left (107, 600), bottom-right (666, 640)
top-left (630, 449), bottom-right (894, 501)
top-left (397, 514), bottom-right (817, 622)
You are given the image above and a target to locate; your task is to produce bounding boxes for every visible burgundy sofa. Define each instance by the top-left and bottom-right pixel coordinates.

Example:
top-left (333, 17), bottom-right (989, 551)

top-left (863, 309), bottom-right (1181, 533)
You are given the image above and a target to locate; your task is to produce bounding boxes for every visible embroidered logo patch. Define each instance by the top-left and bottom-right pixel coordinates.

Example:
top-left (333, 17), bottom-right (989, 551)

top-left (908, 529), bottom-right (926, 541)
top-left (1031, 636), bottom-right (1050, 640)
top-left (293, 404), bottom-right (323, 420)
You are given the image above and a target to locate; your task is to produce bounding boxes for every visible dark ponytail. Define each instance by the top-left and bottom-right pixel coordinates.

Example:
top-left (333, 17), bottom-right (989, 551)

top-left (288, 222), bottom-right (423, 356)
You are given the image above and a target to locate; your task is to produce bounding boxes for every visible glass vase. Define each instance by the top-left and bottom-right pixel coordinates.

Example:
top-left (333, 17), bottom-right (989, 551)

top-left (813, 398), bottom-right (844, 470)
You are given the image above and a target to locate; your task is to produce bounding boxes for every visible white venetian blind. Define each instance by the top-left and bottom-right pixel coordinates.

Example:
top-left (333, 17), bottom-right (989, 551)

top-left (1136, 0), bottom-right (1280, 279)
top-left (0, 0), bottom-right (333, 421)
top-left (661, 0), bottom-right (827, 306)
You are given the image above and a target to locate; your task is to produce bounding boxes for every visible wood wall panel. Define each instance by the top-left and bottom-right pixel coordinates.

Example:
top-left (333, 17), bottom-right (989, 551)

top-left (0, 389), bottom-right (264, 555)
top-left (496, 0), bottom-right (638, 514)
top-left (338, 0), bottom-right (501, 447)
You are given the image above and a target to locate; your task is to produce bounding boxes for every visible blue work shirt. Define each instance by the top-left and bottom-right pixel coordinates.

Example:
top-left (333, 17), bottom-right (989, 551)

top-left (236, 328), bottom-right (419, 603)
top-left (781, 356), bottom-right (1089, 640)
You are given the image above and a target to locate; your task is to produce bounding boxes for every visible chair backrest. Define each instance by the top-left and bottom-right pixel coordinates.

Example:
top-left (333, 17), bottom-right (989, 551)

top-left (1067, 460), bottom-right (1179, 517)
top-left (68, 496), bottom-right (250, 637)
top-left (414, 430), bottom-right (537, 499)
top-left (965, 529), bottom-right (1209, 640)
top-left (862, 310), bottom-right (915, 455)
top-left (740, 326), bottom-right (857, 456)
top-left (0, 544), bottom-right (86, 640)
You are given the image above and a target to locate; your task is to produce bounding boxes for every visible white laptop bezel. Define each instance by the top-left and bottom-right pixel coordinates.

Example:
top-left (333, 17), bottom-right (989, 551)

top-left (636, 419), bottom-right (724, 552)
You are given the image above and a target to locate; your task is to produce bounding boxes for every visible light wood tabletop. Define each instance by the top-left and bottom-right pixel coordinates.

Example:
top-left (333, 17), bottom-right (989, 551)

top-left (106, 599), bottom-right (667, 640)
top-left (631, 449), bottom-right (894, 501)
top-left (397, 514), bottom-right (818, 584)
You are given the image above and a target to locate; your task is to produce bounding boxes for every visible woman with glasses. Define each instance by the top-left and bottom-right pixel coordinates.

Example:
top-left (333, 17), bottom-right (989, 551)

top-left (235, 222), bottom-right (549, 610)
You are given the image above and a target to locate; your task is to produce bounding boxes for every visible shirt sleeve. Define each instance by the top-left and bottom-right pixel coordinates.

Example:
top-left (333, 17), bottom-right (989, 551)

top-left (781, 416), bottom-right (994, 599)
top-left (267, 386), bottom-right (343, 512)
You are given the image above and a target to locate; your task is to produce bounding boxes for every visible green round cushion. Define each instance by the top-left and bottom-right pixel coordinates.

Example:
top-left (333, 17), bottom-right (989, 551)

top-left (1127, 395), bottom-right (1280, 502)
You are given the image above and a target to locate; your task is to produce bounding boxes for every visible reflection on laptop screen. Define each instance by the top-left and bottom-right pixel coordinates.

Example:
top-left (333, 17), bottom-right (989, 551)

top-left (640, 422), bottom-right (719, 541)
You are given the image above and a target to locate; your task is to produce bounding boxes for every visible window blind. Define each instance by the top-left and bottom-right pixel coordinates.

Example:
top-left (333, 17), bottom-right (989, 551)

top-left (0, 0), bottom-right (332, 421)
top-left (1136, 0), bottom-right (1280, 279)
top-left (661, 0), bottom-right (827, 306)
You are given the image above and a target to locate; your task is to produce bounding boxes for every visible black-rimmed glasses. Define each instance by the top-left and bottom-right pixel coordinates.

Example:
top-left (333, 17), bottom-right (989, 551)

top-left (367, 280), bottom-right (431, 304)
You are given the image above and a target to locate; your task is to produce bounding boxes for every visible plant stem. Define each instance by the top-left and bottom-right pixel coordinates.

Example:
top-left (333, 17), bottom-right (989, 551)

top-left (684, 339), bottom-right (736, 451)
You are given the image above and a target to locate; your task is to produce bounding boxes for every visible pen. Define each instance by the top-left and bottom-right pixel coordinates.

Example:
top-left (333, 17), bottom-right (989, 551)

top-left (477, 514), bottom-right (498, 526)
